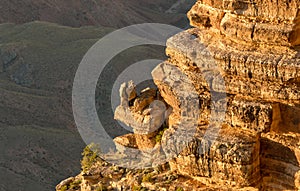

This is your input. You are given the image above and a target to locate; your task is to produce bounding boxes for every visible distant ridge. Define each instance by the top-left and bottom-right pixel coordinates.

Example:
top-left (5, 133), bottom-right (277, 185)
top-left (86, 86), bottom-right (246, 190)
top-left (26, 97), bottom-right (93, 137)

top-left (0, 0), bottom-right (194, 28)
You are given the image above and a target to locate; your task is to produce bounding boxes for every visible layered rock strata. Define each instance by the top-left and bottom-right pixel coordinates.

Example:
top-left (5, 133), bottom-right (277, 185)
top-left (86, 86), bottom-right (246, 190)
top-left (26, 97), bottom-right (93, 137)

top-left (114, 0), bottom-right (300, 190)
top-left (56, 0), bottom-right (300, 190)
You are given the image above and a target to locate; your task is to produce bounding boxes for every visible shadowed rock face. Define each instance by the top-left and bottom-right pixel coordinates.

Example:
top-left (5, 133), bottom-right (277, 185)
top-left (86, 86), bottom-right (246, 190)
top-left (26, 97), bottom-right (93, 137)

top-left (260, 137), bottom-right (299, 190)
top-left (57, 0), bottom-right (300, 190)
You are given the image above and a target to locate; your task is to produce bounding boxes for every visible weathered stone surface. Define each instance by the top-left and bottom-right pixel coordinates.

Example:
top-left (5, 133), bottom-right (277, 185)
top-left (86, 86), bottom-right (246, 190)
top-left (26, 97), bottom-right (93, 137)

top-left (166, 28), bottom-right (300, 85)
top-left (115, 81), bottom-right (173, 151)
top-left (260, 132), bottom-right (300, 190)
top-left (113, 134), bottom-right (138, 148)
top-left (112, 1), bottom-right (300, 189)
top-left (160, 1), bottom-right (300, 189)
top-left (165, 29), bottom-right (300, 105)
top-left (57, 0), bottom-right (300, 190)
top-left (55, 177), bottom-right (75, 191)
top-left (151, 61), bottom-right (200, 118)
top-left (188, 3), bottom-right (225, 30)
top-left (152, 62), bottom-right (275, 133)
top-left (115, 81), bottom-right (168, 135)
top-left (271, 104), bottom-right (300, 134)
top-left (198, 0), bottom-right (300, 22)
top-left (188, 0), bottom-right (300, 46)
top-left (228, 98), bottom-right (273, 133)
top-left (133, 88), bottom-right (157, 113)
top-left (169, 125), bottom-right (260, 187)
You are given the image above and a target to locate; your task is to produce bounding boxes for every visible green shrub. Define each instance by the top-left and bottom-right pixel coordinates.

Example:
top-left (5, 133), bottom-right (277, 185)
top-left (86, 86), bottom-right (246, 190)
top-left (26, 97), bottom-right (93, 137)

top-left (60, 185), bottom-right (67, 191)
top-left (176, 187), bottom-right (184, 191)
top-left (132, 185), bottom-right (142, 191)
top-left (69, 179), bottom-right (81, 190)
top-left (81, 143), bottom-right (100, 172)
top-left (142, 173), bottom-right (153, 183)
top-left (132, 185), bottom-right (148, 191)
top-left (95, 184), bottom-right (107, 191)
top-left (155, 123), bottom-right (168, 143)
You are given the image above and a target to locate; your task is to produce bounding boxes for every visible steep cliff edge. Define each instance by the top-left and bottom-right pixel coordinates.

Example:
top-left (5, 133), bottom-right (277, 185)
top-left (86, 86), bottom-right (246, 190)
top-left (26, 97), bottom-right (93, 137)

top-left (57, 0), bottom-right (300, 190)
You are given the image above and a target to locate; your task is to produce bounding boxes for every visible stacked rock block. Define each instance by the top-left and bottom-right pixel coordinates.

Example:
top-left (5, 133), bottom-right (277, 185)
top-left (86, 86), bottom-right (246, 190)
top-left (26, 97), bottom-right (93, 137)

top-left (114, 0), bottom-right (300, 190)
top-left (156, 0), bottom-right (300, 190)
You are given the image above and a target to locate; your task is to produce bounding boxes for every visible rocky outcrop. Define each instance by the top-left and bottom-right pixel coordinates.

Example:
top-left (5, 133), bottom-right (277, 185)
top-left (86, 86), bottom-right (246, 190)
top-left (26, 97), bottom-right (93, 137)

top-left (57, 0), bottom-right (300, 190)
top-left (260, 133), bottom-right (300, 190)
top-left (188, 0), bottom-right (300, 46)
top-left (168, 125), bottom-right (261, 187)
top-left (152, 0), bottom-right (300, 190)
top-left (113, 0), bottom-right (300, 190)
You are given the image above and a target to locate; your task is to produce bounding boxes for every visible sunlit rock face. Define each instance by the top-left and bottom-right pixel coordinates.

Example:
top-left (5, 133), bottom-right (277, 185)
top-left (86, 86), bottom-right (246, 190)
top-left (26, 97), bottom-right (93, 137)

top-left (57, 0), bottom-right (300, 190)
top-left (188, 0), bottom-right (300, 46)
top-left (150, 0), bottom-right (300, 190)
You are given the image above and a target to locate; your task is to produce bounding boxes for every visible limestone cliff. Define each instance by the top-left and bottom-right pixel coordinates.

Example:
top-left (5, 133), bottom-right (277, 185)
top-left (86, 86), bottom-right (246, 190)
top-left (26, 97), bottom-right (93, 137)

top-left (57, 0), bottom-right (300, 190)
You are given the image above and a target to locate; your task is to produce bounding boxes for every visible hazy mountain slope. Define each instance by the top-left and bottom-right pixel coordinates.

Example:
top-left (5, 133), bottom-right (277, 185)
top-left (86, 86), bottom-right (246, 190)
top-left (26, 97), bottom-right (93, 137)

top-left (0, 21), bottom-right (169, 190)
top-left (0, 0), bottom-right (194, 28)
top-left (0, 125), bottom-right (83, 191)
top-left (0, 22), bottom-right (114, 132)
top-left (0, 22), bottom-right (114, 191)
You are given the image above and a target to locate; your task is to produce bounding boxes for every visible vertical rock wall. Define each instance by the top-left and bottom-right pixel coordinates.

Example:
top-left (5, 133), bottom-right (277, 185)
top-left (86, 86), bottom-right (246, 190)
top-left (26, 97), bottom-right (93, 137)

top-left (56, 1), bottom-right (300, 191)
top-left (114, 0), bottom-right (300, 190)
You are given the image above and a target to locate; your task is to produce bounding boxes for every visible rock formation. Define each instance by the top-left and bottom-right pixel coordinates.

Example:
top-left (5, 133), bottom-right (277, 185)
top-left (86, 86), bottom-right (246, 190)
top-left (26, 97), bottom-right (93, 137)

top-left (163, 1), bottom-right (300, 189)
top-left (57, 0), bottom-right (300, 190)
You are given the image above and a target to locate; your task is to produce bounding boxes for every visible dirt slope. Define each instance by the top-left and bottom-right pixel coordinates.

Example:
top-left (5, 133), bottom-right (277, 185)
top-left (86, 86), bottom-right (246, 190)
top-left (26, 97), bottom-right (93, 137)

top-left (0, 0), bottom-right (194, 28)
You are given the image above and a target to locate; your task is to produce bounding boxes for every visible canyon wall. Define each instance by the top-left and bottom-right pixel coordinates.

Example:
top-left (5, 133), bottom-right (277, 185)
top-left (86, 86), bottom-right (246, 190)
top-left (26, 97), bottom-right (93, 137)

top-left (116, 0), bottom-right (300, 190)
top-left (57, 0), bottom-right (300, 190)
